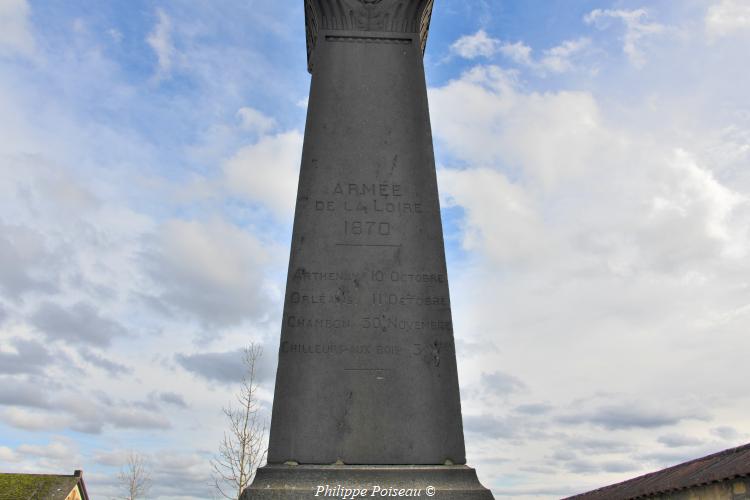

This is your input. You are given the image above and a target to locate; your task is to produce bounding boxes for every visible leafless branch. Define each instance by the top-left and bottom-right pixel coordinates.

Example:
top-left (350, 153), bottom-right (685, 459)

top-left (117, 451), bottom-right (152, 500)
top-left (210, 343), bottom-right (268, 500)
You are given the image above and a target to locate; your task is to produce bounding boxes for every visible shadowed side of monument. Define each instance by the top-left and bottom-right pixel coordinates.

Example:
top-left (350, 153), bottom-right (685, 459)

top-left (242, 1), bottom-right (494, 497)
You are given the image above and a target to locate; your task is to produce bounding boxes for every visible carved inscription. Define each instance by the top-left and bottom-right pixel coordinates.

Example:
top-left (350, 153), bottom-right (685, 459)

top-left (286, 317), bottom-right (352, 329)
top-left (280, 342), bottom-right (374, 354)
top-left (371, 293), bottom-right (448, 307)
top-left (315, 200), bottom-right (423, 214)
top-left (344, 220), bottom-right (391, 236)
top-left (412, 340), bottom-right (455, 356)
top-left (290, 291), bottom-right (355, 305)
top-left (285, 315), bottom-right (452, 333)
top-left (360, 316), bottom-right (452, 331)
top-left (370, 270), bottom-right (445, 283)
top-left (334, 182), bottom-right (402, 197)
top-left (280, 342), bottom-right (403, 356)
top-left (310, 182), bottom-right (424, 216)
top-left (293, 269), bottom-right (366, 281)
top-left (279, 340), bottom-right (455, 357)
top-left (288, 268), bottom-right (449, 310)
top-left (282, 171), bottom-right (452, 361)
top-left (286, 293), bottom-right (448, 309)
top-left (301, 181), bottom-right (427, 244)
top-left (291, 269), bottom-right (446, 283)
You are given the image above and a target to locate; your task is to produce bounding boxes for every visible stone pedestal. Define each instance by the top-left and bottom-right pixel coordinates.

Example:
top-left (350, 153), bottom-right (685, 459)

top-left (242, 465), bottom-right (493, 500)
top-left (242, 1), bottom-right (493, 498)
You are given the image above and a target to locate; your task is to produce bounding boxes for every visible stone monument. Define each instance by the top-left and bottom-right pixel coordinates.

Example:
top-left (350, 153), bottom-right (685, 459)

top-left (242, 1), bottom-right (494, 498)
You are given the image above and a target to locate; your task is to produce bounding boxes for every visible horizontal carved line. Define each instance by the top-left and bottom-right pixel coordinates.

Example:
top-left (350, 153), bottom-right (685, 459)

top-left (343, 368), bottom-right (391, 371)
top-left (325, 35), bottom-right (413, 44)
top-left (335, 243), bottom-right (403, 248)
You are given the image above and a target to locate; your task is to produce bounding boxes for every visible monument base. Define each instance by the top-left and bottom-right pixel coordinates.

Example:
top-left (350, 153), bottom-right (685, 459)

top-left (241, 464), bottom-right (494, 499)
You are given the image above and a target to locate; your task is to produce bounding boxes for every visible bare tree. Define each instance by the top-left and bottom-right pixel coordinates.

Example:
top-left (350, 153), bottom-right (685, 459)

top-left (211, 343), bottom-right (268, 500)
top-left (117, 452), bottom-right (152, 500)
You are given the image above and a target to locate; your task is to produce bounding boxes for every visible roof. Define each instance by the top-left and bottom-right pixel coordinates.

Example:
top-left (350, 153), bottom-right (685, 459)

top-left (0, 469), bottom-right (89, 500)
top-left (565, 443), bottom-right (750, 500)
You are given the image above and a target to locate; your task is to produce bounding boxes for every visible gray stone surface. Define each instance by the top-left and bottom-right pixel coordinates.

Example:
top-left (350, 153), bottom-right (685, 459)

top-left (239, 7), bottom-right (495, 499)
top-left (244, 1), bottom-right (495, 498)
top-left (267, 0), bottom-right (465, 466)
top-left (241, 465), bottom-right (494, 500)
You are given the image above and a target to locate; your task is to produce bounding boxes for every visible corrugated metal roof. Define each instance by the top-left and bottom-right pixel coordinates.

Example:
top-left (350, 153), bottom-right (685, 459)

top-left (564, 443), bottom-right (750, 500)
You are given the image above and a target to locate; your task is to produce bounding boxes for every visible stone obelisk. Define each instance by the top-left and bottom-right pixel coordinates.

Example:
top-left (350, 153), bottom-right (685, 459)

top-left (242, 1), bottom-right (493, 497)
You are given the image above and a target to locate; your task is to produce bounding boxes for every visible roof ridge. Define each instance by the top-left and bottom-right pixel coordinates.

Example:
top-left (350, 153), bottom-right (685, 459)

top-left (0, 472), bottom-right (77, 477)
top-left (565, 442), bottom-right (750, 499)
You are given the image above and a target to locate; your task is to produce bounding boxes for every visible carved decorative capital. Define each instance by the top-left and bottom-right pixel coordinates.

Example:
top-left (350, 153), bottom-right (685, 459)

top-left (304, 0), bottom-right (434, 72)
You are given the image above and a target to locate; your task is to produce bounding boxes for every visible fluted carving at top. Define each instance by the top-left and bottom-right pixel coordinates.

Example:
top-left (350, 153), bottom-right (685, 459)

top-left (305, 0), bottom-right (434, 72)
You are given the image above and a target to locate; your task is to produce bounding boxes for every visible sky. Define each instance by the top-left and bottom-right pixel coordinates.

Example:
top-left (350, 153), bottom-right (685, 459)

top-left (1, 0), bottom-right (749, 498)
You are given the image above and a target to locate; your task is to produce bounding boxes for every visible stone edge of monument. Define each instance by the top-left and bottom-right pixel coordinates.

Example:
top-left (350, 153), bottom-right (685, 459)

top-left (304, 0), bottom-right (435, 72)
top-left (241, 464), bottom-right (494, 499)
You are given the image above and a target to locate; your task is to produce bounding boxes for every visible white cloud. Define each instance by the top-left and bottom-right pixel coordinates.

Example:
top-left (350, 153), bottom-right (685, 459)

top-left (501, 38), bottom-right (590, 74)
top-left (429, 57), bottom-right (750, 495)
top-left (223, 131), bottom-right (303, 220)
top-left (451, 29), bottom-right (500, 59)
top-left (0, 382), bottom-right (179, 435)
top-left (538, 38), bottom-right (591, 73)
top-left (646, 149), bottom-right (746, 261)
top-left (31, 301), bottom-right (130, 347)
top-left (431, 63), bottom-right (749, 275)
top-left (0, 338), bottom-right (53, 375)
top-left (237, 107), bottom-right (276, 134)
top-left (0, 408), bottom-right (72, 432)
top-left (107, 407), bottom-right (170, 430)
top-left (0, 3), bottom-right (294, 497)
top-left (0, 0), bottom-right (35, 57)
top-left (439, 167), bottom-right (546, 264)
top-left (18, 439), bottom-right (75, 460)
top-left (0, 223), bottom-right (59, 297)
top-left (147, 218), bottom-right (274, 327)
top-left (430, 65), bottom-right (607, 187)
top-left (584, 8), bottom-right (666, 67)
top-left (453, 30), bottom-right (589, 74)
top-left (498, 41), bottom-right (533, 66)
top-left (146, 8), bottom-right (175, 79)
top-left (0, 446), bottom-right (17, 462)
top-left (706, 0), bottom-right (750, 38)
top-left (93, 449), bottom-right (132, 467)
top-left (0, 438), bottom-right (83, 472)
top-left (90, 450), bottom-right (217, 499)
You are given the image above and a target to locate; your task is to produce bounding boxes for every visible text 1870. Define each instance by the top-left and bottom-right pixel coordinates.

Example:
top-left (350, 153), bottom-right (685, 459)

top-left (344, 220), bottom-right (391, 236)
